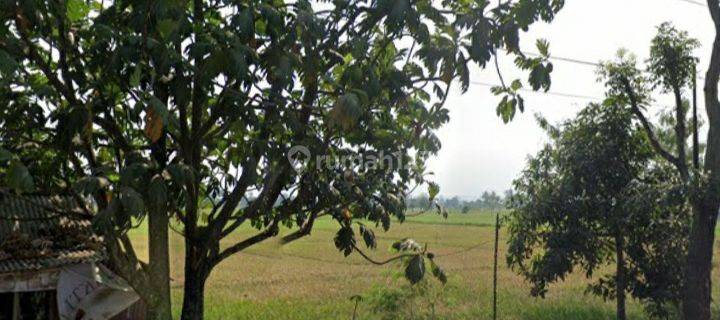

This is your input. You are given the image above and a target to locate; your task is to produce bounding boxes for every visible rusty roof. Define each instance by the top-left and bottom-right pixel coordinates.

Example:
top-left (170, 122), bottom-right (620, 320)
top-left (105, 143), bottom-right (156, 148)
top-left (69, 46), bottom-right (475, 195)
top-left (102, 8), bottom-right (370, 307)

top-left (0, 193), bottom-right (104, 273)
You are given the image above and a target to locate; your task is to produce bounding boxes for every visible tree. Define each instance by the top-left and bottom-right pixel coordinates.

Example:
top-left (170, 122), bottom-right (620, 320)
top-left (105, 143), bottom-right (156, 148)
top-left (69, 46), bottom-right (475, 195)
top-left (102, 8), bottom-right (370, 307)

top-left (480, 190), bottom-right (502, 209)
top-left (406, 195), bottom-right (430, 210)
top-left (595, 21), bottom-right (720, 318)
top-left (507, 102), bottom-right (690, 319)
top-left (684, 3), bottom-right (720, 317)
top-left (622, 171), bottom-right (690, 319)
top-left (0, 0), bottom-right (564, 319)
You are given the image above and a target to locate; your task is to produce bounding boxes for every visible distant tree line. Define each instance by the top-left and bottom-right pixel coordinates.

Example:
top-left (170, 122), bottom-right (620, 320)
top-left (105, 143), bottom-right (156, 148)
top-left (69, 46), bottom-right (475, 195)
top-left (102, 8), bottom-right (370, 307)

top-left (406, 190), bottom-right (510, 212)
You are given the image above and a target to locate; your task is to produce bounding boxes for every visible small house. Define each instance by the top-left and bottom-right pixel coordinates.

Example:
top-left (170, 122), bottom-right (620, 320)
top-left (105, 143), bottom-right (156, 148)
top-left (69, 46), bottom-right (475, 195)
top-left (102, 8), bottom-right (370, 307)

top-left (0, 192), bottom-right (142, 320)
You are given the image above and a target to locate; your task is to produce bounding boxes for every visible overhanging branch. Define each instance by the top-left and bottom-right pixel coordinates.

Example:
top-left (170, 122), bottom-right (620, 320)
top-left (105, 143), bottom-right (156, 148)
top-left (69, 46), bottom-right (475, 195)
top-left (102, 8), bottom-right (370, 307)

top-left (351, 243), bottom-right (421, 266)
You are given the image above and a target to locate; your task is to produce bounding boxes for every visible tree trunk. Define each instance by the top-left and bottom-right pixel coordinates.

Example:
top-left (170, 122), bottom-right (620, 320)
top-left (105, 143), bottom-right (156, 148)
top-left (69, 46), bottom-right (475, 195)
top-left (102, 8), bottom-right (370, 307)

top-left (147, 208), bottom-right (172, 320)
top-left (615, 234), bottom-right (626, 320)
top-left (693, 63), bottom-right (700, 170)
top-left (674, 87), bottom-right (688, 179)
top-left (682, 11), bottom-right (720, 318)
top-left (181, 244), bottom-right (209, 320)
top-left (180, 275), bottom-right (206, 320)
top-left (683, 199), bottom-right (719, 320)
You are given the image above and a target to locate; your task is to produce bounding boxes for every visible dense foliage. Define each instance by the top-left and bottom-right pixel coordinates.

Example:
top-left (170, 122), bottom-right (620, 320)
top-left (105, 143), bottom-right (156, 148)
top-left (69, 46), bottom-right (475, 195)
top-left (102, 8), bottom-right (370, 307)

top-left (507, 102), bottom-right (690, 318)
top-left (598, 22), bottom-right (707, 319)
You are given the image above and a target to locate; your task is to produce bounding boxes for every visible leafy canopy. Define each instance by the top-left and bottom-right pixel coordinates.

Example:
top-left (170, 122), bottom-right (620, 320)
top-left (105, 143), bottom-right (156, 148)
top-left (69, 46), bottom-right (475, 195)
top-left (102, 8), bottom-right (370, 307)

top-left (647, 22), bottom-right (700, 94)
top-left (507, 102), bottom-right (689, 316)
top-left (0, 0), bottom-right (562, 290)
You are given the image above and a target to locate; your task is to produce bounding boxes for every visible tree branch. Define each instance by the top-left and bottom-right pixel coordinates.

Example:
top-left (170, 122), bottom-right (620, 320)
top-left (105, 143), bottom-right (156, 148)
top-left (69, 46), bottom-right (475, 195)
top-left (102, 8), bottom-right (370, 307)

top-left (106, 235), bottom-right (151, 298)
top-left (620, 77), bottom-right (682, 170)
top-left (212, 221), bottom-right (279, 266)
top-left (94, 115), bottom-right (133, 152)
top-left (13, 13), bottom-right (79, 106)
top-left (280, 209), bottom-right (320, 244)
top-left (206, 156), bottom-right (259, 241)
top-left (351, 244), bottom-right (420, 266)
top-left (673, 86), bottom-right (689, 179)
top-left (703, 0), bottom-right (720, 183)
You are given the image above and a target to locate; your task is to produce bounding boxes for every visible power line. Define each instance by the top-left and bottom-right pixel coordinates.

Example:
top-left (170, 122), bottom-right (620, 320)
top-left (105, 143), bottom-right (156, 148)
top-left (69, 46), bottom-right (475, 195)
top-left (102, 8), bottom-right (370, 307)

top-left (485, 0), bottom-right (709, 102)
top-left (518, 50), bottom-right (706, 81)
top-left (470, 80), bottom-right (604, 101)
top-left (521, 51), bottom-right (600, 67)
top-left (546, 55), bottom-right (600, 67)
top-left (674, 0), bottom-right (706, 7)
top-left (502, 48), bottom-right (600, 67)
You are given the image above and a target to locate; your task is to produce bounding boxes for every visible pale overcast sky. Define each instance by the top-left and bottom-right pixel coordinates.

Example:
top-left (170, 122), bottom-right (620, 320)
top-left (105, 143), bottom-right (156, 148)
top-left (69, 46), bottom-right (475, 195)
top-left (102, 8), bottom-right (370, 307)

top-left (429, 0), bottom-right (715, 198)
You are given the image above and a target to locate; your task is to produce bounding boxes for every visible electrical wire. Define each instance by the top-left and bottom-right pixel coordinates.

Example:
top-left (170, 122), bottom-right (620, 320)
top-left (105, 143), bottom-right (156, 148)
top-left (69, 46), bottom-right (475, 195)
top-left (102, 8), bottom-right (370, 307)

top-left (470, 80), bottom-right (604, 101)
top-left (674, 0), bottom-right (706, 7)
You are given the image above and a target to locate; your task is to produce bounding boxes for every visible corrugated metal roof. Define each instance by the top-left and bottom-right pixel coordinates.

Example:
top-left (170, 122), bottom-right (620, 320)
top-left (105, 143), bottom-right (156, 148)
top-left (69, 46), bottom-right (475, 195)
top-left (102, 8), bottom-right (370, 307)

top-left (0, 250), bottom-right (102, 273)
top-left (0, 193), bottom-right (104, 273)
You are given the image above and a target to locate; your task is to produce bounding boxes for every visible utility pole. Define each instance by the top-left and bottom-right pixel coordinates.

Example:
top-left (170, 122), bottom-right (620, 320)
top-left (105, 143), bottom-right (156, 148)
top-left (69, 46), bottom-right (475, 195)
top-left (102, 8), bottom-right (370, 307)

top-left (492, 211), bottom-right (500, 320)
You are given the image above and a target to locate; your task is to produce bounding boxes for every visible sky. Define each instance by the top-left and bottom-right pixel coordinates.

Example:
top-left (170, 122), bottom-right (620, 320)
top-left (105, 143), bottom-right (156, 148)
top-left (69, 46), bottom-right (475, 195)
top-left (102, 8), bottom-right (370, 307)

top-left (427, 0), bottom-right (717, 199)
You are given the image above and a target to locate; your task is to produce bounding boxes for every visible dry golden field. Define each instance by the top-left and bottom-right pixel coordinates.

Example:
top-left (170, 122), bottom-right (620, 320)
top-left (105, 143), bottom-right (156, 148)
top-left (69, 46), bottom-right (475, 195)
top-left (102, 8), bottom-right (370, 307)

top-left (128, 211), bottom-right (720, 319)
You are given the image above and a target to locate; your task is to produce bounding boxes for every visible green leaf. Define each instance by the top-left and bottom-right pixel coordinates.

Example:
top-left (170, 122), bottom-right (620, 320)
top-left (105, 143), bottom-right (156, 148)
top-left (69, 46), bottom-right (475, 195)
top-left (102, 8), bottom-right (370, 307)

top-left (504, 24), bottom-right (520, 51)
top-left (0, 49), bottom-right (20, 75)
top-left (6, 159), bottom-right (34, 192)
top-left (0, 148), bottom-right (12, 162)
top-left (517, 96), bottom-right (525, 113)
top-left (469, 26), bottom-right (491, 64)
top-left (157, 19), bottom-right (178, 39)
top-left (73, 176), bottom-right (110, 195)
top-left (536, 39), bottom-right (550, 57)
top-left (165, 163), bottom-right (191, 185)
top-left (529, 64), bottom-right (551, 92)
top-left (334, 226), bottom-right (356, 257)
top-left (205, 51), bottom-right (230, 79)
top-left (93, 198), bottom-right (119, 233)
top-left (119, 186), bottom-right (145, 217)
top-left (67, 0), bottom-right (90, 22)
top-left (359, 224), bottom-right (377, 249)
top-left (496, 96), bottom-right (517, 123)
top-left (511, 79), bottom-right (523, 91)
top-left (387, 0), bottom-right (410, 28)
top-left (129, 64), bottom-right (142, 88)
top-left (237, 8), bottom-right (254, 39)
top-left (429, 258), bottom-right (447, 284)
top-left (405, 255), bottom-right (425, 285)
top-left (120, 160), bottom-right (148, 189)
top-left (428, 182), bottom-right (440, 203)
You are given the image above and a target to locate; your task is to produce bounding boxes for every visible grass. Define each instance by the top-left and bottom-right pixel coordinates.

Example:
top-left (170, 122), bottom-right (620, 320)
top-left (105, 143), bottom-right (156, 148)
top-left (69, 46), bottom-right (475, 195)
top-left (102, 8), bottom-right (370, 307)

top-left (126, 209), bottom-right (720, 319)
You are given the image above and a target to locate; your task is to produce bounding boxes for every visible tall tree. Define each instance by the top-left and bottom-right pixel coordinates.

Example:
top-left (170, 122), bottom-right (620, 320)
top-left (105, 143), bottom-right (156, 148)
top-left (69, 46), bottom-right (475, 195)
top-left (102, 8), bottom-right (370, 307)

top-left (507, 103), bottom-right (689, 319)
top-left (684, 2), bottom-right (720, 317)
top-left (0, 0), bottom-right (564, 319)
top-left (596, 22), bottom-right (720, 319)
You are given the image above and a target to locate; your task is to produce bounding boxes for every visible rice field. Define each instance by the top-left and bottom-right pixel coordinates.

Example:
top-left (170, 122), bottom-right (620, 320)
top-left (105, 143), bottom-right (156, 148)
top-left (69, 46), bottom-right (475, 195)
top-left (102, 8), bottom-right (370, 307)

top-left (127, 210), bottom-right (720, 319)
